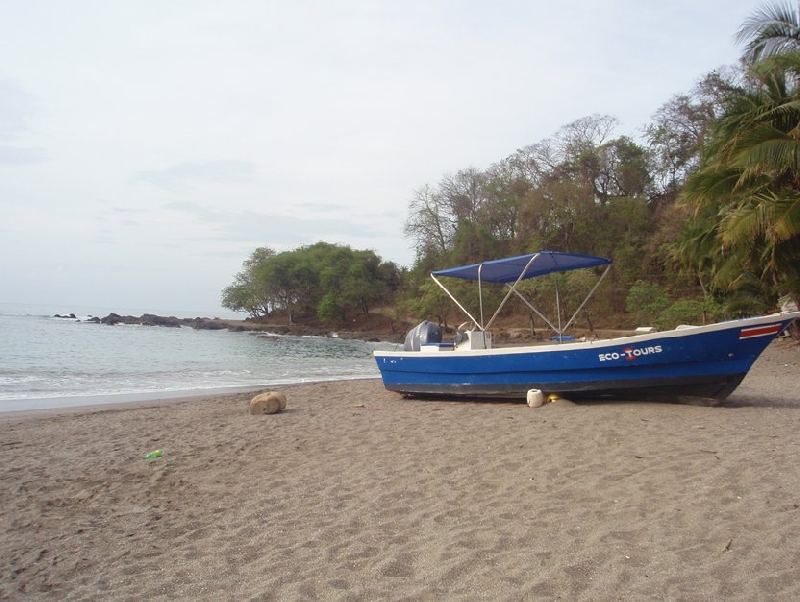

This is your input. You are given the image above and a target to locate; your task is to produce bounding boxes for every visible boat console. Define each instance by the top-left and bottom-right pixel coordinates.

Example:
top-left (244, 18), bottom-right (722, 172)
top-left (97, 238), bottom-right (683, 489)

top-left (454, 329), bottom-right (492, 350)
top-left (403, 321), bottom-right (492, 352)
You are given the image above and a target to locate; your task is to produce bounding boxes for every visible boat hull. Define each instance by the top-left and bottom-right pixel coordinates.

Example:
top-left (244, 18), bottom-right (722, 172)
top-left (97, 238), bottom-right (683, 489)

top-left (374, 313), bottom-right (798, 401)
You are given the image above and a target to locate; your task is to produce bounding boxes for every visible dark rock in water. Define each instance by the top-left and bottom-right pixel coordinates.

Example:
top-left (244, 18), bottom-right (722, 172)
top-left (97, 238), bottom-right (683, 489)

top-left (54, 313), bottom-right (77, 319)
top-left (98, 313), bottom-right (182, 327)
top-left (140, 313), bottom-right (182, 327)
top-left (189, 317), bottom-right (228, 330)
top-left (84, 311), bottom-right (401, 342)
top-left (100, 313), bottom-right (126, 325)
top-left (96, 313), bottom-right (232, 329)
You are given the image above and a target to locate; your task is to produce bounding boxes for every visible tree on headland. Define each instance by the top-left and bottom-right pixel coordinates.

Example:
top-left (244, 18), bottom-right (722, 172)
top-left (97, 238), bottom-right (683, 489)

top-left (221, 242), bottom-right (401, 325)
top-left (221, 247), bottom-right (276, 318)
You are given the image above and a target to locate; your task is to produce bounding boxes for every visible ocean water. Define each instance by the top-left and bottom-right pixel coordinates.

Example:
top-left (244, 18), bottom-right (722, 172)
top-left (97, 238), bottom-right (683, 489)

top-left (0, 304), bottom-right (397, 412)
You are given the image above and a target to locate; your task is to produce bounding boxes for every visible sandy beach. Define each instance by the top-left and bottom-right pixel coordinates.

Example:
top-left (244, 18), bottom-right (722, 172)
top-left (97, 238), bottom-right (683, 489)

top-left (1, 340), bottom-right (799, 601)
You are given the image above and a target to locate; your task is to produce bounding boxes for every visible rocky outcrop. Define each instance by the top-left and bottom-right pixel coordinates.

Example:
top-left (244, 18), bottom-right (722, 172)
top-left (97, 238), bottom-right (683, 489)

top-left (69, 310), bottom-right (405, 342)
top-left (139, 313), bottom-right (183, 327)
top-left (89, 313), bottom-right (227, 329)
top-left (187, 318), bottom-right (229, 330)
top-left (89, 313), bottom-right (183, 327)
top-left (249, 391), bottom-right (287, 415)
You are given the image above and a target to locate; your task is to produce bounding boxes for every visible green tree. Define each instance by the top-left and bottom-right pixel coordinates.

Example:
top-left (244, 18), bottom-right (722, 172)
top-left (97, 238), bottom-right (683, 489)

top-left (223, 242), bottom-right (400, 325)
top-left (317, 290), bottom-right (345, 323)
top-left (678, 15), bottom-right (800, 308)
top-left (220, 282), bottom-right (260, 318)
top-left (626, 281), bottom-right (670, 327)
top-left (645, 71), bottom-right (740, 202)
top-left (220, 246), bottom-right (275, 317)
top-left (342, 250), bottom-right (390, 317)
top-left (256, 250), bottom-right (318, 323)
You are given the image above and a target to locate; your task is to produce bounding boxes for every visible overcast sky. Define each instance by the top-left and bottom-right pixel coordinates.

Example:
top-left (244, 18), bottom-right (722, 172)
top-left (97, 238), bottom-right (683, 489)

top-left (1, 0), bottom-right (759, 315)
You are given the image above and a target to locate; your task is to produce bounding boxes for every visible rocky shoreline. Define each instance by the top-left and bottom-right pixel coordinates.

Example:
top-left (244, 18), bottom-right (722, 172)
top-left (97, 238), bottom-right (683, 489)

top-left (53, 311), bottom-right (408, 343)
top-left (55, 312), bottom-right (229, 330)
top-left (51, 310), bottom-right (636, 345)
top-left (56, 310), bottom-right (701, 345)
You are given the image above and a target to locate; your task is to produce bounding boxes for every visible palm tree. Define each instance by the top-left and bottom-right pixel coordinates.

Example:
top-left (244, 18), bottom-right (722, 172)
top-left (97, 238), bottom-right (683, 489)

top-left (677, 17), bottom-right (800, 309)
top-left (736, 2), bottom-right (800, 63)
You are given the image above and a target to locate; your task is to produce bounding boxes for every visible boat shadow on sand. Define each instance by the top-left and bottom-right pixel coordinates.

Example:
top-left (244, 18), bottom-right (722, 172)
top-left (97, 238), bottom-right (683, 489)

top-left (717, 392), bottom-right (800, 409)
top-left (396, 389), bottom-right (799, 409)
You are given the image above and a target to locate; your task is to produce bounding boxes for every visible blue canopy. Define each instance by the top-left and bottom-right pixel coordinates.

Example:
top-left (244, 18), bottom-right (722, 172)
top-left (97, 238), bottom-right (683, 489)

top-left (432, 251), bottom-right (612, 284)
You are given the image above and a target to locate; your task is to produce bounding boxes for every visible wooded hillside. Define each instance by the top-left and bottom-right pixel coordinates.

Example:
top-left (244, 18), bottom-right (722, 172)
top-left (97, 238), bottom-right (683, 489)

top-left (224, 4), bottom-right (800, 332)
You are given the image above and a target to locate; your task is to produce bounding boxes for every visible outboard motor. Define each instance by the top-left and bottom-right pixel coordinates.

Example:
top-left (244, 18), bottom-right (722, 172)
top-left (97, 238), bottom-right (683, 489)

top-left (403, 320), bottom-right (442, 351)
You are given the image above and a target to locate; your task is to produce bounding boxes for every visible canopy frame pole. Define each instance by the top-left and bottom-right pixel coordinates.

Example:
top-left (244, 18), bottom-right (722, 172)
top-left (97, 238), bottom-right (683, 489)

top-left (431, 273), bottom-right (482, 329)
top-left (483, 253), bottom-right (541, 331)
top-left (555, 277), bottom-right (562, 335)
top-left (431, 253), bottom-right (610, 338)
top-left (503, 263), bottom-right (612, 338)
top-left (478, 263), bottom-right (485, 329)
top-left (505, 286), bottom-right (560, 332)
top-left (560, 264), bottom-right (612, 333)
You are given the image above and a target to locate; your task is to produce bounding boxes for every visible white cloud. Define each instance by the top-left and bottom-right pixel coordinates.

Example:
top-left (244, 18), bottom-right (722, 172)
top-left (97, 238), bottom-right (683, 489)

top-left (133, 160), bottom-right (257, 191)
top-left (0, 0), bottom-right (758, 311)
top-left (0, 78), bottom-right (46, 164)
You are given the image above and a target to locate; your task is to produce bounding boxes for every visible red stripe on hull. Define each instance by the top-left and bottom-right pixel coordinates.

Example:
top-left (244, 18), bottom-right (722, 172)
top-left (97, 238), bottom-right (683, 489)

top-left (739, 324), bottom-right (781, 339)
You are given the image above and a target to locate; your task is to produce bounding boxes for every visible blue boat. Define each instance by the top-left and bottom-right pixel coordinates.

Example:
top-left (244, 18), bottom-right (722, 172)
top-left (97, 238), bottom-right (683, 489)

top-left (374, 251), bottom-right (799, 401)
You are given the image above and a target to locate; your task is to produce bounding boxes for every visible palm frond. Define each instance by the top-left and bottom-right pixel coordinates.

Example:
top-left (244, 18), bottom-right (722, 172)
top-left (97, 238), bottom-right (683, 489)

top-left (736, 2), bottom-right (800, 63)
top-left (734, 135), bottom-right (800, 174)
top-left (770, 190), bottom-right (800, 239)
top-left (719, 202), bottom-right (764, 246)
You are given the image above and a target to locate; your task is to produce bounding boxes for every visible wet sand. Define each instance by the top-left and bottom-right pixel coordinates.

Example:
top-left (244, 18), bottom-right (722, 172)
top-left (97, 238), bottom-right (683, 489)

top-left (1, 339), bottom-right (798, 600)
